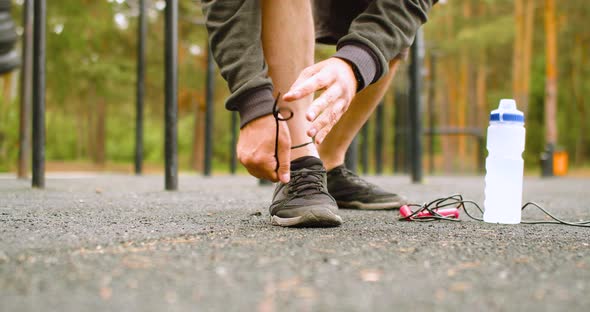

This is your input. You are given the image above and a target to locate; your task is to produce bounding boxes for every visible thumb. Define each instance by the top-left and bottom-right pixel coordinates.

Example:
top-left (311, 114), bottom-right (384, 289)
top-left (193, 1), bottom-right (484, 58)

top-left (277, 124), bottom-right (291, 183)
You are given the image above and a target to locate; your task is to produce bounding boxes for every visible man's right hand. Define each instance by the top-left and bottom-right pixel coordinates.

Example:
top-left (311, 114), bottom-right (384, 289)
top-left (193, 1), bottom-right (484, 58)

top-left (237, 114), bottom-right (292, 183)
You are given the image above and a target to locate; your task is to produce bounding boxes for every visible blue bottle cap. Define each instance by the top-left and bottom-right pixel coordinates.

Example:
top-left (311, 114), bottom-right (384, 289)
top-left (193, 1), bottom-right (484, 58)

top-left (490, 99), bottom-right (525, 124)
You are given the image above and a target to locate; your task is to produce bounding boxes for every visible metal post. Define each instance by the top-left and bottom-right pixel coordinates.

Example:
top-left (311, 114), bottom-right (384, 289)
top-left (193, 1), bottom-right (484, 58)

top-left (135, 0), bottom-right (147, 175)
top-left (164, 0), bottom-right (178, 190)
top-left (361, 123), bottom-right (368, 174)
top-left (18, 0), bottom-right (34, 179)
top-left (408, 29), bottom-right (424, 183)
top-left (230, 111), bottom-right (237, 174)
top-left (345, 136), bottom-right (359, 173)
top-left (32, 0), bottom-right (46, 188)
top-left (374, 102), bottom-right (384, 175)
top-left (204, 46), bottom-right (214, 176)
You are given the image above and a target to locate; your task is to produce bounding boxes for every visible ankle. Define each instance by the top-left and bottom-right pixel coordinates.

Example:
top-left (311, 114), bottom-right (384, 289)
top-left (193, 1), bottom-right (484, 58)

top-left (322, 160), bottom-right (344, 172)
top-left (290, 144), bottom-right (319, 161)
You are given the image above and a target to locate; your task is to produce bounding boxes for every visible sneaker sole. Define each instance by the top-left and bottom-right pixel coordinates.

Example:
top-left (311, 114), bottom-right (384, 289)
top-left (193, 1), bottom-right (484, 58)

top-left (337, 199), bottom-right (406, 210)
top-left (271, 207), bottom-right (343, 228)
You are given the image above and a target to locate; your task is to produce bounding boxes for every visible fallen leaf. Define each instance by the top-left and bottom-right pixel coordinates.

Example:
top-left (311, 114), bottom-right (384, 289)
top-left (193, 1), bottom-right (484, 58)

top-left (360, 269), bottom-right (382, 282)
top-left (122, 255), bottom-right (153, 269)
top-left (450, 282), bottom-right (471, 292)
top-left (458, 261), bottom-right (481, 269)
top-left (534, 289), bottom-right (546, 300)
top-left (514, 257), bottom-right (531, 264)
top-left (297, 286), bottom-right (316, 299)
top-left (100, 287), bottom-right (112, 300)
top-left (278, 277), bottom-right (301, 291)
top-left (435, 288), bottom-right (446, 301)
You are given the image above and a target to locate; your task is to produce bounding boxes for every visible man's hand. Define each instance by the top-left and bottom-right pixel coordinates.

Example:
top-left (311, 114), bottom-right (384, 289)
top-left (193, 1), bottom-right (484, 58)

top-left (237, 114), bottom-right (291, 183)
top-left (283, 58), bottom-right (357, 145)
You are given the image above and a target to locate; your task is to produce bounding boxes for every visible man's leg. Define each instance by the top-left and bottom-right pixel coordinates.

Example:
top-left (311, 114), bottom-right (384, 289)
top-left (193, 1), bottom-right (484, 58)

top-left (318, 59), bottom-right (408, 210)
top-left (261, 0), bottom-right (342, 227)
top-left (318, 59), bottom-right (401, 171)
top-left (261, 0), bottom-right (317, 160)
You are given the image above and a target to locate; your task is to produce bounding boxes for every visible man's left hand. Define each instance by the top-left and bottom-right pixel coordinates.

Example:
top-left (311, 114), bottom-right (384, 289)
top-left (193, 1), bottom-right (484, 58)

top-left (283, 58), bottom-right (357, 145)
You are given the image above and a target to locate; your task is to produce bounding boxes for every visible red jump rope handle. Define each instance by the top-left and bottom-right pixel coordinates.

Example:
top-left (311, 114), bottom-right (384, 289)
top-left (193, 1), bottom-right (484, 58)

top-left (399, 205), bottom-right (460, 220)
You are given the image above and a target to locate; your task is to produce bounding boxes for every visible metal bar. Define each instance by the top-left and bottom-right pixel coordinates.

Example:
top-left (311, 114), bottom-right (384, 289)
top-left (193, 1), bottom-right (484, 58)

top-left (230, 111), bottom-right (237, 174)
top-left (345, 136), bottom-right (359, 173)
top-left (135, 0), bottom-right (147, 175)
top-left (204, 45), bottom-right (215, 176)
top-left (408, 29), bottom-right (424, 183)
top-left (18, 0), bottom-right (34, 179)
top-left (374, 102), bottom-right (384, 175)
top-left (32, 0), bottom-right (46, 188)
top-left (164, 0), bottom-right (178, 190)
top-left (423, 127), bottom-right (483, 136)
top-left (361, 123), bottom-right (368, 174)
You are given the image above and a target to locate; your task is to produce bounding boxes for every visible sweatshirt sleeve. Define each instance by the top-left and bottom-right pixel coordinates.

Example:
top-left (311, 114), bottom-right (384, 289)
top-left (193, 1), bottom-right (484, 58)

top-left (333, 0), bottom-right (436, 91)
top-left (201, 0), bottom-right (275, 128)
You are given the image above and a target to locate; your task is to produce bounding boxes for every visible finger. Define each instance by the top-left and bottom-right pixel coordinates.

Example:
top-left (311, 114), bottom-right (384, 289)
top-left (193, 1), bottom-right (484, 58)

top-left (311, 100), bottom-right (347, 144)
top-left (284, 71), bottom-right (334, 101)
top-left (241, 156), bottom-right (279, 182)
top-left (306, 85), bottom-right (342, 122)
top-left (244, 166), bottom-right (277, 182)
top-left (283, 67), bottom-right (320, 101)
top-left (276, 123), bottom-right (292, 183)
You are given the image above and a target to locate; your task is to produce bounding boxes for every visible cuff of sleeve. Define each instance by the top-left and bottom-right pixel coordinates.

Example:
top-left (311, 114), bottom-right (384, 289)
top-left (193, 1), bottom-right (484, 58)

top-left (233, 85), bottom-right (275, 128)
top-left (332, 43), bottom-right (380, 92)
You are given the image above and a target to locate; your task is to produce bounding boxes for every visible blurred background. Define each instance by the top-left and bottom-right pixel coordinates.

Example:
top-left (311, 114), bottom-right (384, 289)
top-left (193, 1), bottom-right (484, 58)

top-left (0, 0), bottom-right (588, 177)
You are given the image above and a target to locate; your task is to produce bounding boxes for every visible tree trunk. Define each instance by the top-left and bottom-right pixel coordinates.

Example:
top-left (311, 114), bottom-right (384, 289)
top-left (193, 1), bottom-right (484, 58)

top-left (76, 96), bottom-right (85, 158)
top-left (476, 51), bottom-right (488, 131)
top-left (191, 98), bottom-right (205, 172)
top-left (457, 0), bottom-right (472, 171)
top-left (95, 97), bottom-right (106, 166)
top-left (445, 58), bottom-right (457, 172)
top-left (544, 0), bottom-right (558, 145)
top-left (87, 89), bottom-right (96, 162)
top-left (572, 35), bottom-right (586, 165)
top-left (521, 0), bottom-right (535, 115)
top-left (512, 0), bottom-right (524, 108)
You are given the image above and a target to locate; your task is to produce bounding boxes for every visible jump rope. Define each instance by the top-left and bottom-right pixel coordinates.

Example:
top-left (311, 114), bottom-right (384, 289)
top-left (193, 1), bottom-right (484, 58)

top-left (271, 94), bottom-right (590, 228)
top-left (398, 194), bottom-right (590, 228)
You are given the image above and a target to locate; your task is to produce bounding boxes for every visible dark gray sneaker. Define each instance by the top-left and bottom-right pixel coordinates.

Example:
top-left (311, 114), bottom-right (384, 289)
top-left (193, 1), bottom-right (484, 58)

top-left (270, 157), bottom-right (342, 227)
top-left (327, 164), bottom-right (407, 210)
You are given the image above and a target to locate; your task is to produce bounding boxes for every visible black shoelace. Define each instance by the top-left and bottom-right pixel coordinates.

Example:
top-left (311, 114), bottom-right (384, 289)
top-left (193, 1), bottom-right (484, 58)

top-left (288, 169), bottom-right (325, 195)
top-left (272, 93), bottom-right (313, 172)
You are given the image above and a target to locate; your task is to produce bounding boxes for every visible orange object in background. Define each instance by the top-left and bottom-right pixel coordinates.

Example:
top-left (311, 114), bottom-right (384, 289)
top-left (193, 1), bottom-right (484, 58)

top-left (553, 150), bottom-right (568, 176)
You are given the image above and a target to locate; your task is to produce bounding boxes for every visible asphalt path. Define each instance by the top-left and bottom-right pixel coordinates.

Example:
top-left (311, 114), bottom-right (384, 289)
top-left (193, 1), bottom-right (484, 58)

top-left (1, 174), bottom-right (589, 311)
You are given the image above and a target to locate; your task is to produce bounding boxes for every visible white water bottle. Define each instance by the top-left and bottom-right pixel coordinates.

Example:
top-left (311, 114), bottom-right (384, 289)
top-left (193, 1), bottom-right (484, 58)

top-left (483, 99), bottom-right (526, 224)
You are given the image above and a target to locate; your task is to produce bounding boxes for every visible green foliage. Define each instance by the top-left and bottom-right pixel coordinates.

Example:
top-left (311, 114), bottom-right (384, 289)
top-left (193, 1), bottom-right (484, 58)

top-left (0, 98), bottom-right (19, 171)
